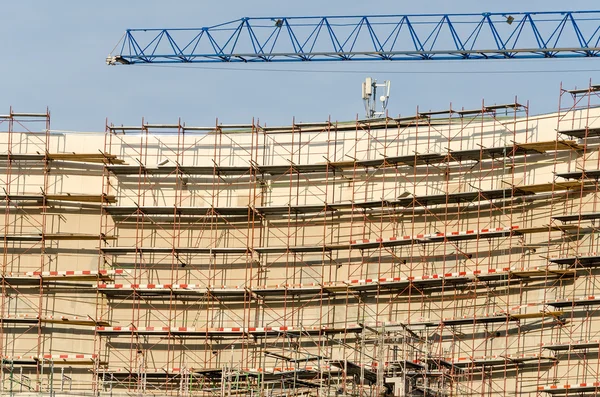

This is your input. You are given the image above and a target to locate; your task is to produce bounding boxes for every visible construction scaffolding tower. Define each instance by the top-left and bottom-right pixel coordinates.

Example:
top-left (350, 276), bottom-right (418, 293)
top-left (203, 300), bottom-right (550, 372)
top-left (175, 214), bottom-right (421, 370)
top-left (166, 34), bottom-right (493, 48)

top-left (2, 83), bottom-right (600, 396)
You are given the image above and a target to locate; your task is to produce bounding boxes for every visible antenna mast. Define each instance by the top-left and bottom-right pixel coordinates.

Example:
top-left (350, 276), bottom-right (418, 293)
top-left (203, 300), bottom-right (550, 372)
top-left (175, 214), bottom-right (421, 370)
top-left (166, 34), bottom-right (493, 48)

top-left (362, 77), bottom-right (391, 119)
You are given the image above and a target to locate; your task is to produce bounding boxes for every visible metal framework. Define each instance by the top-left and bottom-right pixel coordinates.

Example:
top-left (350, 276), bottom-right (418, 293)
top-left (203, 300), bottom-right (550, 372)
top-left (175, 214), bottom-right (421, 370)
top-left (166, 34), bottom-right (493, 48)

top-left (107, 11), bottom-right (600, 64)
top-left (4, 84), bottom-right (600, 395)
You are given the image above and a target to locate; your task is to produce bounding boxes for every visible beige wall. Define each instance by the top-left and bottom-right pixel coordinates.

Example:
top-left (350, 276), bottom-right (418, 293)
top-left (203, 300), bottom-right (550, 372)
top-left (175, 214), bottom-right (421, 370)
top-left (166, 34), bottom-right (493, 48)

top-left (2, 106), bottom-right (600, 396)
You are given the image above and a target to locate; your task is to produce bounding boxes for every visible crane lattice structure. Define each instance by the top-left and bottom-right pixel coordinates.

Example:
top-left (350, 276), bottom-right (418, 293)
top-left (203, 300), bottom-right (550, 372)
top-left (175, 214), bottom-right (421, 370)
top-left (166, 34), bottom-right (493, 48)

top-left (107, 11), bottom-right (600, 65)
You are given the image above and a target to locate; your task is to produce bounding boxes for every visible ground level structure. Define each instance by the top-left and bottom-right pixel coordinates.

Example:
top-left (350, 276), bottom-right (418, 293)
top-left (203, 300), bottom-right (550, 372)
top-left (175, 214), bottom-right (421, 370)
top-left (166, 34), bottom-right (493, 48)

top-left (2, 84), bottom-right (600, 396)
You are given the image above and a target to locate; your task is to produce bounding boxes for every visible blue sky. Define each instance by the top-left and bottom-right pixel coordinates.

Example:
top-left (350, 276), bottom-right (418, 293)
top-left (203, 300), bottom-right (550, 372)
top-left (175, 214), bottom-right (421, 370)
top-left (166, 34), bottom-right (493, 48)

top-left (2, 1), bottom-right (600, 131)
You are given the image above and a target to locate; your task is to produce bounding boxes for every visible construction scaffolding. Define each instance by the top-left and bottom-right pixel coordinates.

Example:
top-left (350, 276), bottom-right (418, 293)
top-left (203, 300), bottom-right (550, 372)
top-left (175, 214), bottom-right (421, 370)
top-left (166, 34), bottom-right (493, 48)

top-left (3, 83), bottom-right (600, 396)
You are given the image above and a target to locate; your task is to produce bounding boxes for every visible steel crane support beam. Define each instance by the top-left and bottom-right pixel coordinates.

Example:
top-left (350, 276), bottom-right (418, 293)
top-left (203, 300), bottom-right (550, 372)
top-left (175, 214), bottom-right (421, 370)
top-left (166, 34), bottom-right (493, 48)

top-left (107, 11), bottom-right (600, 65)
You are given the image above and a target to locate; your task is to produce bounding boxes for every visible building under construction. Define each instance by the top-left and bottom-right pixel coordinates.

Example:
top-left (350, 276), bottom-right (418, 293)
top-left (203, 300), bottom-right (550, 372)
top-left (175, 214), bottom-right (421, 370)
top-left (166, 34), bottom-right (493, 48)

top-left (2, 83), bottom-right (600, 396)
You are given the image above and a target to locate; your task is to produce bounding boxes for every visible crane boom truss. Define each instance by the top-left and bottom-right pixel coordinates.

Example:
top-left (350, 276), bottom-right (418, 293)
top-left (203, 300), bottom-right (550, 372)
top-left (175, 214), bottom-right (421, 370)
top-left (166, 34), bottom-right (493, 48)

top-left (107, 11), bottom-right (600, 65)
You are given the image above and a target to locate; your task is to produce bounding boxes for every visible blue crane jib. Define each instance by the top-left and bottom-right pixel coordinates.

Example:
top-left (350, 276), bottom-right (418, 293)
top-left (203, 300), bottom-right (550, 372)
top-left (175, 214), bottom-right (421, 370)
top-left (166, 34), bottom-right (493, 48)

top-left (107, 11), bottom-right (600, 65)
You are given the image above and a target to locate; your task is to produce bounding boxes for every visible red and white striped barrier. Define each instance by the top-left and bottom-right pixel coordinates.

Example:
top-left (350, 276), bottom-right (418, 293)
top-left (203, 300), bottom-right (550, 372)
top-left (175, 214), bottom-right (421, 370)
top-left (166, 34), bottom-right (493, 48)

top-left (103, 365), bottom-right (337, 374)
top-left (99, 267), bottom-right (514, 293)
top-left (254, 282), bottom-right (330, 291)
top-left (98, 283), bottom-right (204, 290)
top-left (41, 354), bottom-right (97, 360)
top-left (254, 268), bottom-right (515, 291)
top-left (538, 382), bottom-right (600, 391)
top-left (97, 324), bottom-right (362, 334)
top-left (3, 354), bottom-right (97, 361)
top-left (244, 365), bottom-right (334, 373)
top-left (346, 267), bottom-right (512, 286)
top-left (105, 367), bottom-right (184, 374)
top-left (1, 269), bottom-right (125, 279)
top-left (25, 269), bottom-right (124, 277)
top-left (96, 267), bottom-right (586, 313)
top-left (98, 283), bottom-right (249, 294)
top-left (350, 226), bottom-right (518, 245)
